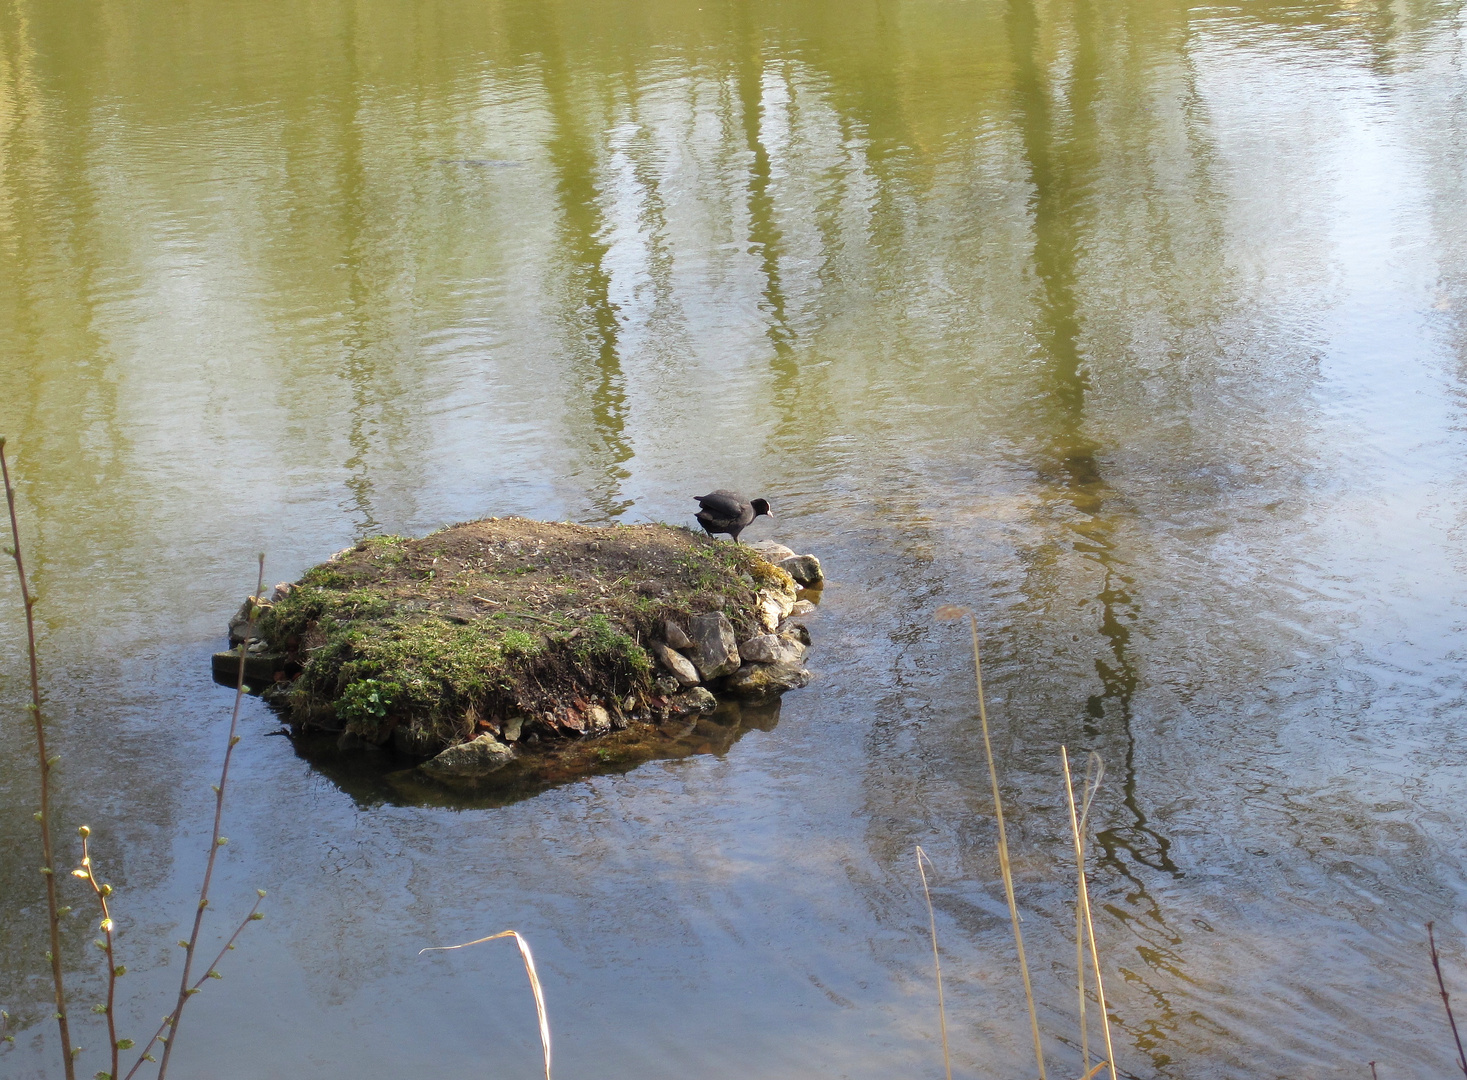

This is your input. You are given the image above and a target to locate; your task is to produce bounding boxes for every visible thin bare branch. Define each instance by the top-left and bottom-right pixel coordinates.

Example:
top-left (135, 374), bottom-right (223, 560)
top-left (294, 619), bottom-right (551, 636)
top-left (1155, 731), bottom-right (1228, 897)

top-left (1429, 922), bottom-right (1467, 1077)
top-left (155, 555), bottom-right (265, 1080)
top-left (1, 437), bottom-right (77, 1079)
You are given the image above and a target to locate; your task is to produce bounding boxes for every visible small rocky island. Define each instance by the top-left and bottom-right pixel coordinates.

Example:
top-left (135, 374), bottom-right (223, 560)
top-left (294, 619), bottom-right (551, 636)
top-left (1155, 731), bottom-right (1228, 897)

top-left (214, 517), bottom-right (821, 786)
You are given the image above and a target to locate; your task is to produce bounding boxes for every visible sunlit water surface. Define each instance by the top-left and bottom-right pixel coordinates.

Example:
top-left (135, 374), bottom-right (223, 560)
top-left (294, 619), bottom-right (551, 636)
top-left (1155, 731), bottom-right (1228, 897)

top-left (4, 0), bottom-right (1467, 1076)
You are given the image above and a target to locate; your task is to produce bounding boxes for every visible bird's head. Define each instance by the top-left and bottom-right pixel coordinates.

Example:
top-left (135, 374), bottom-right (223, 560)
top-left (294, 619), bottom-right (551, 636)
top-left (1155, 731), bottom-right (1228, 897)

top-left (751, 498), bottom-right (774, 520)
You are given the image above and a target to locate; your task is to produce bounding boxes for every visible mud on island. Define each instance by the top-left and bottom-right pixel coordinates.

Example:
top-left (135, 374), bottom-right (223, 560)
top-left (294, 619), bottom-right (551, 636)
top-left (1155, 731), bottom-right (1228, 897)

top-left (213, 517), bottom-right (823, 787)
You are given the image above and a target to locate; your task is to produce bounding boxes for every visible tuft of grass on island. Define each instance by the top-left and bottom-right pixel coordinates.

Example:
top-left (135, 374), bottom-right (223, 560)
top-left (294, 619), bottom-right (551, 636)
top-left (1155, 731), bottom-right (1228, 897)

top-left (212, 517), bottom-right (822, 789)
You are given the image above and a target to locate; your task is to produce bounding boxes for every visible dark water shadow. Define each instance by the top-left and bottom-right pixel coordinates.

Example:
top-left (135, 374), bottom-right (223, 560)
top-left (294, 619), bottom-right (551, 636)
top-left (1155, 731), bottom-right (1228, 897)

top-left (283, 698), bottom-right (783, 809)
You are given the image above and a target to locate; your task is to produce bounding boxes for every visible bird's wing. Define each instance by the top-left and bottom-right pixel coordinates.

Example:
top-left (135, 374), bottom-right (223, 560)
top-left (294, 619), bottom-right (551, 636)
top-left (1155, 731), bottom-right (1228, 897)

top-left (694, 491), bottom-right (744, 517)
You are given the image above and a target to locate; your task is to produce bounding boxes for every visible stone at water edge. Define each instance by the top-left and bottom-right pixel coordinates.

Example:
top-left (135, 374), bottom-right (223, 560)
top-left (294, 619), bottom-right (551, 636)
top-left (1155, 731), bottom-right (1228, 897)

top-left (789, 600), bottom-right (817, 616)
top-left (777, 620), bottom-right (811, 645)
top-left (738, 633), bottom-right (808, 666)
top-left (671, 687), bottom-right (717, 714)
top-left (724, 660), bottom-right (811, 699)
top-left (420, 733), bottom-right (516, 778)
top-left (755, 588), bottom-right (795, 633)
top-left (687, 612), bottom-right (741, 679)
top-left (750, 541), bottom-right (797, 562)
top-left (649, 640), bottom-right (701, 686)
top-left (664, 620), bottom-right (693, 651)
top-left (586, 704), bottom-right (613, 736)
top-left (776, 554), bottom-right (823, 587)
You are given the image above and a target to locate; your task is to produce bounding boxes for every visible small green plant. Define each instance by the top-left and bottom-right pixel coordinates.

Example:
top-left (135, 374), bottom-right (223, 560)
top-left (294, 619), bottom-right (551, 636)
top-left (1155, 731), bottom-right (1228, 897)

top-left (335, 678), bottom-right (402, 723)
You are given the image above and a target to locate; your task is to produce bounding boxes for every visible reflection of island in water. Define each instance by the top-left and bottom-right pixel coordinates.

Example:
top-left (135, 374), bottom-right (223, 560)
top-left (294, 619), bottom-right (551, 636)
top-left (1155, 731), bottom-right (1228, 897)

top-left (284, 697), bottom-right (783, 809)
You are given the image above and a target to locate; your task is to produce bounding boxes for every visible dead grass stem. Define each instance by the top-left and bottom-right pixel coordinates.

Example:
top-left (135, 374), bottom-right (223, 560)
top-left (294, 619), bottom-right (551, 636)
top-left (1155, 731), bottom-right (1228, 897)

top-left (1062, 746), bottom-right (1117, 1080)
top-left (915, 846), bottom-right (952, 1080)
top-left (421, 930), bottom-right (552, 1080)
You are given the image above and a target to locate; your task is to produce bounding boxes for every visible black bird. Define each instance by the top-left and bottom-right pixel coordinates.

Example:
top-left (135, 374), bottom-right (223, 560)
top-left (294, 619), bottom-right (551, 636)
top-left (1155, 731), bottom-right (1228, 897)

top-left (694, 490), bottom-right (773, 543)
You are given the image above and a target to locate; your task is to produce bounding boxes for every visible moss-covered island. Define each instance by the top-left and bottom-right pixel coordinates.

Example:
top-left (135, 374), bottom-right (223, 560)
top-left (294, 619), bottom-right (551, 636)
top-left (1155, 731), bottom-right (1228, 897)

top-left (213, 517), bottom-right (822, 786)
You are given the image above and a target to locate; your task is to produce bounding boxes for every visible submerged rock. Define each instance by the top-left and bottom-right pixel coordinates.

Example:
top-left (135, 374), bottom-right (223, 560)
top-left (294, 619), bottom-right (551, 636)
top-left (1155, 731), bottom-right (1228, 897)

top-left (688, 612), bottom-right (741, 679)
top-left (420, 733), bottom-right (516, 778)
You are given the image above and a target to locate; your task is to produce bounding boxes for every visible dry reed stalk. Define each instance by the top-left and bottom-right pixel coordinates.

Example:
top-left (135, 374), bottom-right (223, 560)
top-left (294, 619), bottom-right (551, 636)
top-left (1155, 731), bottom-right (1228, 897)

top-left (915, 846), bottom-right (952, 1080)
top-left (154, 555), bottom-right (266, 1080)
top-left (421, 930), bottom-right (552, 1080)
top-left (1071, 752), bottom-right (1103, 1076)
top-left (936, 604), bottom-right (1046, 1080)
top-left (1061, 746), bottom-right (1117, 1080)
top-left (1, 437), bottom-right (78, 1079)
top-left (1428, 922), bottom-right (1467, 1077)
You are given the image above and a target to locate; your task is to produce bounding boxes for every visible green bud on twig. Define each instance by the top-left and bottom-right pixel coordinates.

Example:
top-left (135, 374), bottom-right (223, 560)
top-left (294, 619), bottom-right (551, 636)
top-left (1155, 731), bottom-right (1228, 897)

top-left (39, 866), bottom-right (53, 875)
top-left (70, 1046), bottom-right (82, 1059)
top-left (33, 811), bottom-right (43, 822)
top-left (256, 889), bottom-right (267, 898)
top-left (215, 837), bottom-right (228, 846)
top-left (78, 825), bottom-right (91, 838)
top-left (185, 988), bottom-right (200, 997)
top-left (177, 940), bottom-right (190, 949)
top-left (100, 883), bottom-right (112, 897)
top-left (57, 905), bottom-right (72, 915)
top-left (208, 970), bottom-right (222, 980)
top-left (249, 912), bottom-right (265, 921)
top-left (92, 1004), bottom-right (107, 1014)
top-left (93, 939), bottom-right (107, 951)
top-left (113, 965), bottom-right (127, 977)
top-left (100, 918), bottom-right (113, 932)
top-left (115, 1038), bottom-right (133, 1050)
top-left (46, 755), bottom-right (59, 769)
top-left (229, 735), bottom-right (241, 747)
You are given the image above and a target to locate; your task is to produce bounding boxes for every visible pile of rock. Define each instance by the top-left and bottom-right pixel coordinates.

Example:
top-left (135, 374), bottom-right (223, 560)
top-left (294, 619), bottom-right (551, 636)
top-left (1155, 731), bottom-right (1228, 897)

top-left (643, 543), bottom-right (822, 707)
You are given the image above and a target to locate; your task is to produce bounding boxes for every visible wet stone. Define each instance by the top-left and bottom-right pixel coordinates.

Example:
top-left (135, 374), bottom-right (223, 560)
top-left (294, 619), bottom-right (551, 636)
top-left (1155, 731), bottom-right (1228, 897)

top-left (776, 554), bottom-right (824, 587)
top-left (724, 660), bottom-right (811, 699)
top-left (420, 733), bottom-right (516, 778)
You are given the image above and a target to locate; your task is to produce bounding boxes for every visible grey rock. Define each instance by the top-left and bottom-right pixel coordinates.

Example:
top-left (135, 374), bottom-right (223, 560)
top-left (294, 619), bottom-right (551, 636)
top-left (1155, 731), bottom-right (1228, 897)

top-left (664, 620), bottom-right (693, 650)
top-left (671, 686), bottom-right (718, 714)
top-left (420, 734), bottom-right (516, 778)
top-left (750, 541), bottom-right (797, 562)
top-left (739, 633), bottom-right (782, 663)
top-left (688, 612), bottom-right (741, 679)
top-left (501, 713), bottom-right (526, 742)
top-left (654, 676), bottom-right (681, 697)
top-left (790, 599), bottom-right (817, 616)
top-left (271, 582), bottom-right (295, 602)
top-left (724, 660), bottom-right (811, 699)
top-left (586, 703), bottom-right (612, 736)
top-left (742, 633), bottom-right (806, 665)
top-left (649, 640), bottom-right (701, 686)
top-left (777, 554), bottom-right (824, 587)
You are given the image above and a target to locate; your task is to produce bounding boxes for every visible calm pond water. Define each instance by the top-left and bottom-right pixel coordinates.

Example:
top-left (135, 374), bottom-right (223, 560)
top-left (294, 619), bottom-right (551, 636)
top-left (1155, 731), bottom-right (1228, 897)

top-left (4, 0), bottom-right (1467, 1076)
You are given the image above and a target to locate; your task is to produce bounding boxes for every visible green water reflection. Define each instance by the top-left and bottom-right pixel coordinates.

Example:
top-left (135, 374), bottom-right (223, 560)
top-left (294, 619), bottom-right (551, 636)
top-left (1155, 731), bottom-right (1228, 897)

top-left (3, 0), bottom-right (1467, 1076)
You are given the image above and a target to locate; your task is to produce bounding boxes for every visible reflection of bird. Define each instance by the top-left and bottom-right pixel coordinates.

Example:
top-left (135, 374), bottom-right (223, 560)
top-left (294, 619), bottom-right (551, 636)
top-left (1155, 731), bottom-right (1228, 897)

top-left (694, 490), bottom-right (773, 543)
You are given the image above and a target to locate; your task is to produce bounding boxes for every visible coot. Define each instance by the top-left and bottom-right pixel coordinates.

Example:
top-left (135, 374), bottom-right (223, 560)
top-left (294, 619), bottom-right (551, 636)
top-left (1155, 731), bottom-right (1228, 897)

top-left (693, 490), bottom-right (774, 543)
